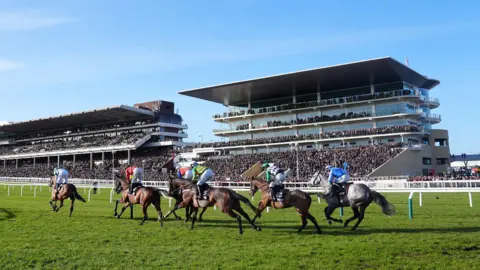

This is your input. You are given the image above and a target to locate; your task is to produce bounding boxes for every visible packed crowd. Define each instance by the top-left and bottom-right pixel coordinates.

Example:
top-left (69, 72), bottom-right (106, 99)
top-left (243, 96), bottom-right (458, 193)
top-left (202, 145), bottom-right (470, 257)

top-left (213, 89), bottom-right (414, 119)
top-left (0, 148), bottom-right (173, 181)
top-left (204, 144), bottom-right (403, 181)
top-left (200, 125), bottom-right (421, 148)
top-left (0, 132), bottom-right (147, 156)
top-left (408, 175), bottom-right (480, 181)
top-left (231, 111), bottom-right (372, 131)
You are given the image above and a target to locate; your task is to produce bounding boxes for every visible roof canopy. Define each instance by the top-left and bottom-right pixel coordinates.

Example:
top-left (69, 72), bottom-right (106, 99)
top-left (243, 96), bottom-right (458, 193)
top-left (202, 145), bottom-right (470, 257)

top-left (179, 57), bottom-right (439, 106)
top-left (0, 105), bottom-right (154, 135)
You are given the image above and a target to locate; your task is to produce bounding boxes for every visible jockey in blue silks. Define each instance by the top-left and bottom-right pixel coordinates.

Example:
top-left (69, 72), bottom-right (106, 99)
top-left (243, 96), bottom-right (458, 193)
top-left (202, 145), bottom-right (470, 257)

top-left (325, 162), bottom-right (350, 198)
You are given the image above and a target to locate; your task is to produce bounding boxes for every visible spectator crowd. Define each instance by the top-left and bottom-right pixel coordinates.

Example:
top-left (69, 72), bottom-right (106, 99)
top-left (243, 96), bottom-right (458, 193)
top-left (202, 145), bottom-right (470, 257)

top-left (200, 125), bottom-right (420, 148)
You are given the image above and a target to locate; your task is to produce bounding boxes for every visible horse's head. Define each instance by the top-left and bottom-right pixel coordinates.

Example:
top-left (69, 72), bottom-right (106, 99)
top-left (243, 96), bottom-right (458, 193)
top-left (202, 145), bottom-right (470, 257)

top-left (113, 177), bottom-right (124, 194)
top-left (248, 178), bottom-right (259, 197)
top-left (48, 175), bottom-right (55, 187)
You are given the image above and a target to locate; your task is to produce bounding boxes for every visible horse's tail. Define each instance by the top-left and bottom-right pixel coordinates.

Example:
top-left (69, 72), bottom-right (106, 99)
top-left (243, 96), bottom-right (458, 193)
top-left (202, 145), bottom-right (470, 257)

top-left (152, 189), bottom-right (168, 206)
top-left (231, 191), bottom-right (258, 213)
top-left (371, 191), bottom-right (396, 216)
top-left (72, 187), bottom-right (86, 203)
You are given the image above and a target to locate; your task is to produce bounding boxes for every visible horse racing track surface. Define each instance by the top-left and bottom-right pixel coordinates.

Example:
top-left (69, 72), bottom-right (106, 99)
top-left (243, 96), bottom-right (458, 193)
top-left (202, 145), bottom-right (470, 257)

top-left (1, 188), bottom-right (479, 270)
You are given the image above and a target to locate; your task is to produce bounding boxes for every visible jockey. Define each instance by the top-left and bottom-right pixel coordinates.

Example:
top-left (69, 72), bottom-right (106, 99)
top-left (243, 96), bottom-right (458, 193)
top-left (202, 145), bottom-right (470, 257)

top-left (176, 166), bottom-right (193, 181)
top-left (53, 167), bottom-right (69, 195)
top-left (125, 165), bottom-right (144, 194)
top-left (261, 163), bottom-right (286, 201)
top-left (191, 162), bottom-right (214, 199)
top-left (326, 162), bottom-right (350, 196)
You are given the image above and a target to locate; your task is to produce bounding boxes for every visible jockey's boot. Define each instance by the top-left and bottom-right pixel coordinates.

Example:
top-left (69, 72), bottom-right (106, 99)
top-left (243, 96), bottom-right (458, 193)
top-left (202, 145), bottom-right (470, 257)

top-left (128, 183), bottom-right (133, 194)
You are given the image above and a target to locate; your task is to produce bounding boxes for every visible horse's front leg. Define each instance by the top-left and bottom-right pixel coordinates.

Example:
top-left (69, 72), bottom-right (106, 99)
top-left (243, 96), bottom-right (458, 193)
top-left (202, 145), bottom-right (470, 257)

top-left (252, 200), bottom-right (268, 223)
top-left (114, 200), bottom-right (120, 217)
top-left (49, 200), bottom-right (56, 211)
top-left (55, 199), bottom-right (64, 212)
top-left (324, 205), bottom-right (343, 225)
top-left (117, 202), bottom-right (131, 219)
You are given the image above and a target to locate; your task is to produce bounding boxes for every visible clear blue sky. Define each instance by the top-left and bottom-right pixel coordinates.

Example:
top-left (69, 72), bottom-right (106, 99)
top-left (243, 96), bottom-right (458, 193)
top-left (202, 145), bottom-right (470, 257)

top-left (0, 1), bottom-right (479, 154)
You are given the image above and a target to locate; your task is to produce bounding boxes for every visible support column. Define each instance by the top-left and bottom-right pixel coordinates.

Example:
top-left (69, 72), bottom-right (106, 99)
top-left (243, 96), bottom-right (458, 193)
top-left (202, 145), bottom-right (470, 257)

top-left (3, 159), bottom-right (6, 168)
top-left (127, 150), bottom-right (131, 164)
top-left (16, 159), bottom-right (18, 169)
top-left (292, 85), bottom-right (296, 104)
top-left (102, 152), bottom-right (105, 163)
top-left (73, 154), bottom-right (76, 167)
top-left (90, 153), bottom-right (93, 170)
top-left (57, 155), bottom-right (60, 167)
top-left (33, 157), bottom-right (36, 169)
top-left (112, 152), bottom-right (116, 169)
top-left (317, 83), bottom-right (321, 103)
top-left (47, 156), bottom-right (50, 167)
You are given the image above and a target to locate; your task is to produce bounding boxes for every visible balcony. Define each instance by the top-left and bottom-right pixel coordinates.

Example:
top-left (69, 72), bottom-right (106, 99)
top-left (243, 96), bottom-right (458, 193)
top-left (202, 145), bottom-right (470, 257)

top-left (213, 109), bottom-right (422, 135)
top-left (212, 89), bottom-right (420, 121)
top-left (420, 97), bottom-right (440, 109)
top-left (421, 113), bottom-right (441, 124)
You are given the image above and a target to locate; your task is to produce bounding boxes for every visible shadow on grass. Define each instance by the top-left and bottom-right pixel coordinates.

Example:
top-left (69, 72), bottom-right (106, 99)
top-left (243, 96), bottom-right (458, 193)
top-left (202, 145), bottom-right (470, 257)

top-left (0, 208), bottom-right (16, 221)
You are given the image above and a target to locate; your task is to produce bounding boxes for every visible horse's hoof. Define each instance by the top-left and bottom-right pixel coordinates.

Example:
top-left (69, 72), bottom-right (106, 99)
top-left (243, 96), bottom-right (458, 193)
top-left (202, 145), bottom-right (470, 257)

top-left (328, 220), bottom-right (332, 226)
top-left (338, 219), bottom-right (343, 224)
top-left (343, 224), bottom-right (348, 228)
top-left (198, 218), bottom-right (203, 222)
top-left (315, 230), bottom-right (322, 234)
top-left (254, 226), bottom-right (262, 231)
top-left (116, 216), bottom-right (120, 219)
top-left (176, 216), bottom-right (182, 221)
top-left (297, 229), bottom-right (303, 233)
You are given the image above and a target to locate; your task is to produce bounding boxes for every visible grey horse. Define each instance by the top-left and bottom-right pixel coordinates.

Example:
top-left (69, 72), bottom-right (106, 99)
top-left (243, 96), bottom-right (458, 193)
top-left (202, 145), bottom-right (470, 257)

top-left (309, 171), bottom-right (396, 231)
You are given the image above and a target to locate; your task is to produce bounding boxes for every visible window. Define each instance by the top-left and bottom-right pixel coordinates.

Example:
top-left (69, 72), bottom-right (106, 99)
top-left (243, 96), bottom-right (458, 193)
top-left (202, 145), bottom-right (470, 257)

top-left (434, 139), bottom-right (448, 147)
top-left (436, 158), bottom-right (448, 165)
top-left (422, 157), bottom-right (432, 165)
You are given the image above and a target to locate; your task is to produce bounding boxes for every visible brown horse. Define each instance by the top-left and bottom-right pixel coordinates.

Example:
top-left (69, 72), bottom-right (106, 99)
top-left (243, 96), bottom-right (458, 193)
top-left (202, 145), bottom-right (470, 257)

top-left (249, 179), bottom-right (321, 234)
top-left (48, 176), bottom-right (86, 217)
top-left (162, 176), bottom-right (208, 222)
top-left (113, 176), bottom-right (165, 226)
top-left (163, 177), bottom-right (262, 234)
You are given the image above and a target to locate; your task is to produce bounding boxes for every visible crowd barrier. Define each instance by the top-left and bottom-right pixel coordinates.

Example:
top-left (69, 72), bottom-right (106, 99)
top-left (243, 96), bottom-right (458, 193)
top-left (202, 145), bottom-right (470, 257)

top-left (2, 177), bottom-right (480, 218)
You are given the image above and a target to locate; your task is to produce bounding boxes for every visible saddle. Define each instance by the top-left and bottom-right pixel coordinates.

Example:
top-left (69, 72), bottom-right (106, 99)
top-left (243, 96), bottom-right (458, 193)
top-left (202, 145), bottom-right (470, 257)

top-left (197, 183), bottom-right (211, 201)
top-left (332, 182), bottom-right (352, 204)
top-left (270, 185), bottom-right (286, 202)
top-left (131, 183), bottom-right (143, 195)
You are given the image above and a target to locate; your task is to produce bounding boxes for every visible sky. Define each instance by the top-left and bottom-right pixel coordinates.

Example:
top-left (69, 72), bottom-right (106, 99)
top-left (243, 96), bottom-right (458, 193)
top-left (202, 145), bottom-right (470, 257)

top-left (0, 0), bottom-right (479, 154)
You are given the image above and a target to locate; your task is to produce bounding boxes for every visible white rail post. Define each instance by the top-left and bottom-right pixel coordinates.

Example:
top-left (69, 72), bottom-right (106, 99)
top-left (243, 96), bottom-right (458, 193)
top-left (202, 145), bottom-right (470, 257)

top-left (408, 192), bottom-right (414, 219)
top-left (266, 207), bottom-right (270, 213)
top-left (21, 185), bottom-right (25, 197)
top-left (419, 192), bottom-right (423, 206)
top-left (84, 187), bottom-right (87, 194)
top-left (88, 188), bottom-right (93, 201)
top-left (7, 185), bottom-right (12, 196)
top-left (469, 192), bottom-right (473, 207)
top-left (169, 198), bottom-right (172, 207)
top-left (109, 188), bottom-right (115, 203)
top-left (214, 205), bottom-right (217, 211)
top-left (34, 185), bottom-right (39, 197)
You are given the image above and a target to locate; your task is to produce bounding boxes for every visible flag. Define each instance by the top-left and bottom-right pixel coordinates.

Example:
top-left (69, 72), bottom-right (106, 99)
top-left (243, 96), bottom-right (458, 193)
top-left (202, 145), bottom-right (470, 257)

top-left (405, 56), bottom-right (409, 66)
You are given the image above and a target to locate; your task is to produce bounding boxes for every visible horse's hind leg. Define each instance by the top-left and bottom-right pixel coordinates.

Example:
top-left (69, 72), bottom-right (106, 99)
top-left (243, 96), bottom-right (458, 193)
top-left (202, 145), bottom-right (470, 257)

top-left (190, 208), bottom-right (199, 230)
top-left (226, 210), bottom-right (243, 235)
top-left (49, 200), bottom-right (56, 211)
top-left (235, 206), bottom-right (261, 231)
top-left (56, 200), bottom-right (64, 212)
top-left (351, 204), bottom-right (367, 231)
top-left (130, 204), bottom-right (134, 219)
top-left (140, 204), bottom-right (149, 225)
top-left (117, 202), bottom-right (131, 219)
top-left (154, 202), bottom-right (164, 227)
top-left (305, 212), bottom-right (321, 234)
top-left (69, 196), bottom-right (75, 217)
top-left (198, 207), bottom-right (208, 222)
top-left (297, 212), bottom-right (308, 233)
top-left (114, 200), bottom-right (119, 217)
top-left (343, 206), bottom-right (359, 228)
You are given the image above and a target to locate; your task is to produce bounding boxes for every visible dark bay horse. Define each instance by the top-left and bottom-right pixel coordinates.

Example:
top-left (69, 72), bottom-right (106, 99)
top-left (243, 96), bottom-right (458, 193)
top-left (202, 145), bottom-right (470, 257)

top-left (113, 177), bottom-right (165, 226)
top-left (162, 176), bottom-right (208, 222)
top-left (249, 179), bottom-right (321, 234)
top-left (163, 177), bottom-right (261, 234)
top-left (311, 171), bottom-right (396, 230)
top-left (48, 176), bottom-right (86, 217)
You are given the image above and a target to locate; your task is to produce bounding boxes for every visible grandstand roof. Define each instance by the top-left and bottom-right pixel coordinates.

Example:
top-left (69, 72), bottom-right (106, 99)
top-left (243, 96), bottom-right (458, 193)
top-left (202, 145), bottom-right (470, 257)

top-left (0, 105), bottom-right (155, 134)
top-left (178, 57), bottom-right (440, 106)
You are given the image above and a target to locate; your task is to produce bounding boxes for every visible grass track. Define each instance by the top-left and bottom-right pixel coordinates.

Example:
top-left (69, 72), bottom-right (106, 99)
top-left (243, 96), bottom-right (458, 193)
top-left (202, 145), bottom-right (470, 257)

top-left (1, 186), bottom-right (480, 269)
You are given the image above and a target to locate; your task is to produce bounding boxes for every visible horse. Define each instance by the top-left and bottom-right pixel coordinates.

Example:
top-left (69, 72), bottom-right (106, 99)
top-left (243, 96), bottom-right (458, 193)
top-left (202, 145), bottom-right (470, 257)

top-left (48, 176), bottom-right (86, 217)
top-left (310, 171), bottom-right (396, 230)
top-left (113, 176), bottom-right (165, 226)
top-left (163, 177), bottom-right (262, 235)
top-left (249, 179), bottom-right (321, 234)
top-left (162, 176), bottom-right (208, 222)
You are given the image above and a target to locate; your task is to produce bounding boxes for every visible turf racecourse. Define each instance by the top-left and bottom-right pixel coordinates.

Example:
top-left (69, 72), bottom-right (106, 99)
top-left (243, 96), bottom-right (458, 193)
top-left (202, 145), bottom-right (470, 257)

top-left (1, 187), bottom-right (479, 270)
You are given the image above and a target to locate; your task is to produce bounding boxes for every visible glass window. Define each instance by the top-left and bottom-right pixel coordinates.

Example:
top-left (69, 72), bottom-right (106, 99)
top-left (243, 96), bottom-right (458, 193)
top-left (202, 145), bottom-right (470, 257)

top-left (422, 157), bottom-right (431, 165)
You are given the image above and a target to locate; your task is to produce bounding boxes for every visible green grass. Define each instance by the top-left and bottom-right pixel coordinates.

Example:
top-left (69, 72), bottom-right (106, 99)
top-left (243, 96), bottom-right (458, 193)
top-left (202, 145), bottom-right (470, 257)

top-left (1, 185), bottom-right (480, 270)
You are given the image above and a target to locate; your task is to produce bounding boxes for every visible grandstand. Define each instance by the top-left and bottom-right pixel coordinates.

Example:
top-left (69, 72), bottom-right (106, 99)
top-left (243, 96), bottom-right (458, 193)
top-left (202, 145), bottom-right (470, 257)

top-left (0, 100), bottom-right (188, 180)
top-left (179, 57), bottom-right (451, 179)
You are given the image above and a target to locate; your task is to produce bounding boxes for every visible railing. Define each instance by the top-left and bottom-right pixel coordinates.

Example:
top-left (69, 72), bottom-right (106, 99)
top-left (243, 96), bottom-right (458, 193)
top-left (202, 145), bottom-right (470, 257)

top-left (214, 109), bottom-right (422, 134)
top-left (213, 89), bottom-right (419, 120)
top-left (420, 97), bottom-right (440, 105)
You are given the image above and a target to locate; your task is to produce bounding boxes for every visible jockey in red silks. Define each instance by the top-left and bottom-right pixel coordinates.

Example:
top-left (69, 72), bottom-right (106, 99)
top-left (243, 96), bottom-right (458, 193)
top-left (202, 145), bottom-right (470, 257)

top-left (125, 165), bottom-right (144, 194)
